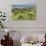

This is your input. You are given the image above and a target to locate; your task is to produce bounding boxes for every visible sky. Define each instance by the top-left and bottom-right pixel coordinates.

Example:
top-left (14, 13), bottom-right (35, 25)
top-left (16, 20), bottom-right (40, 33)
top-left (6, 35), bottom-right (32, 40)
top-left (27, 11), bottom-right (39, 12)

top-left (12, 0), bottom-right (36, 5)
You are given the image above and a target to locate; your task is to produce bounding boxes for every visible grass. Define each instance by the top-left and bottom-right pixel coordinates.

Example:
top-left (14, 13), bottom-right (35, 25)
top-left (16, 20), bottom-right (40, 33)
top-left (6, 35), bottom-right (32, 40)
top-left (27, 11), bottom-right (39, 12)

top-left (11, 5), bottom-right (36, 20)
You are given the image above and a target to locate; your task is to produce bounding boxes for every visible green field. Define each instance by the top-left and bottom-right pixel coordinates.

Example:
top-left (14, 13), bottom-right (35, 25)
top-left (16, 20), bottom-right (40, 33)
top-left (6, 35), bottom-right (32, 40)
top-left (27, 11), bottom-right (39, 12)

top-left (11, 5), bottom-right (36, 20)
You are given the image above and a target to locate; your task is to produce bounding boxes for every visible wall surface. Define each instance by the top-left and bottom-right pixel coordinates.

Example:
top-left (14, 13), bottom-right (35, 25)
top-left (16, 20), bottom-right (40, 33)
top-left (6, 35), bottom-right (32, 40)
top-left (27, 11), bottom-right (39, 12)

top-left (0, 0), bottom-right (46, 31)
top-left (7, 0), bottom-right (46, 27)
top-left (0, 1), bottom-right (46, 46)
top-left (0, 0), bottom-right (46, 28)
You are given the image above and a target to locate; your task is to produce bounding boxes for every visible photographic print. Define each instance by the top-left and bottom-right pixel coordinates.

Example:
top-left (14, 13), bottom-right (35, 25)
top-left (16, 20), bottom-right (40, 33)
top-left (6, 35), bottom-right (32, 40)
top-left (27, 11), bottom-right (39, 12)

top-left (11, 0), bottom-right (36, 20)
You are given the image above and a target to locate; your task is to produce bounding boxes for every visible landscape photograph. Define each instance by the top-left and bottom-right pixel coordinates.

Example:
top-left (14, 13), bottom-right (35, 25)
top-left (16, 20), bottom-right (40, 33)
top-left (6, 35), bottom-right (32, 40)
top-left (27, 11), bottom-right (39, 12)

top-left (11, 0), bottom-right (36, 20)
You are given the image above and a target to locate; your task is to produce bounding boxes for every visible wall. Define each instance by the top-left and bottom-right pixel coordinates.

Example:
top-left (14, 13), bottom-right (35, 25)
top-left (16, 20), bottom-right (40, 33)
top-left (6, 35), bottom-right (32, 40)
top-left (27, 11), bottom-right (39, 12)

top-left (0, 0), bottom-right (46, 46)
top-left (0, 0), bottom-right (46, 28)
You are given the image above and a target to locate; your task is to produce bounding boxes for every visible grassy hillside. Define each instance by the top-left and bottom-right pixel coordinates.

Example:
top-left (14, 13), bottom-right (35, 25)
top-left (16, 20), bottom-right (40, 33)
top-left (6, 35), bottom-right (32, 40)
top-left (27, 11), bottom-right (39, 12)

top-left (11, 5), bottom-right (36, 20)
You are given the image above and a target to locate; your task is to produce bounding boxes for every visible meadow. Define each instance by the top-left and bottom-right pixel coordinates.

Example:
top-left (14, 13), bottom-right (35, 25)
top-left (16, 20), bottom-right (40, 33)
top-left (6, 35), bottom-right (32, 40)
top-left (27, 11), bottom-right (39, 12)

top-left (11, 5), bottom-right (36, 20)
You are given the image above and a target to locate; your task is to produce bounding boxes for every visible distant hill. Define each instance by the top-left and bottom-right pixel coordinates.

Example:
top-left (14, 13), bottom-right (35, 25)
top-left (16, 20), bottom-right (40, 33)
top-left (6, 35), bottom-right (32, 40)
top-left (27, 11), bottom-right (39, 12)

top-left (12, 5), bottom-right (33, 9)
